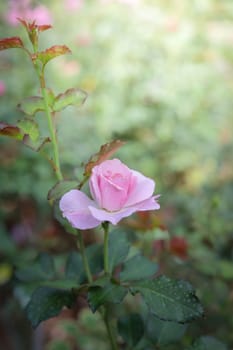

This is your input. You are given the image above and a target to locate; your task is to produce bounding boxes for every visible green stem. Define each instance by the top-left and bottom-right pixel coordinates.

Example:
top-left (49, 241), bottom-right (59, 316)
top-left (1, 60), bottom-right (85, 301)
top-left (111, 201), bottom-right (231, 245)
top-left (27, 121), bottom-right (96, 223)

top-left (104, 309), bottom-right (119, 350)
top-left (40, 86), bottom-right (63, 181)
top-left (103, 222), bottom-right (109, 274)
top-left (77, 230), bottom-right (93, 283)
top-left (32, 48), bottom-right (63, 181)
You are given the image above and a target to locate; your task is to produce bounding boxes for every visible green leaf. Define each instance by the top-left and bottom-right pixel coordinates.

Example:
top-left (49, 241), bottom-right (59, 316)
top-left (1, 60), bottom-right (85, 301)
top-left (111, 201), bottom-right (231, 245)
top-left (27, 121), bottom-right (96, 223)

top-left (22, 135), bottom-right (50, 152)
top-left (86, 243), bottom-right (103, 278)
top-left (108, 228), bottom-right (130, 273)
top-left (18, 118), bottom-right (39, 142)
top-left (37, 45), bottom-right (71, 67)
top-left (65, 251), bottom-right (83, 282)
top-left (120, 255), bottom-right (158, 281)
top-left (0, 122), bottom-right (23, 140)
top-left (0, 36), bottom-right (24, 50)
top-left (15, 253), bottom-right (55, 282)
top-left (26, 286), bottom-right (76, 328)
top-left (146, 314), bottom-right (187, 345)
top-left (53, 88), bottom-right (87, 112)
top-left (65, 244), bottom-right (103, 284)
top-left (130, 276), bottom-right (204, 323)
top-left (187, 336), bottom-right (228, 350)
top-left (118, 313), bottom-right (144, 347)
top-left (88, 276), bottom-right (127, 312)
top-left (47, 181), bottom-right (78, 201)
top-left (17, 96), bottom-right (45, 116)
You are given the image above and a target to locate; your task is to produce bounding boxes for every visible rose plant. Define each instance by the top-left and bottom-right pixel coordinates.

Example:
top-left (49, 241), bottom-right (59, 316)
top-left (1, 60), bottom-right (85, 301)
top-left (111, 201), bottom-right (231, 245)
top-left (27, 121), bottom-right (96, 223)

top-left (0, 20), bottom-right (207, 350)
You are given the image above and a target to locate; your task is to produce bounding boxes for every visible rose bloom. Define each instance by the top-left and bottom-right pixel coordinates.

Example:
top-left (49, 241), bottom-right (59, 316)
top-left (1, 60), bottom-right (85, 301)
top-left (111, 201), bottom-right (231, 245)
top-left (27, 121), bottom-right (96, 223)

top-left (60, 159), bottom-right (160, 229)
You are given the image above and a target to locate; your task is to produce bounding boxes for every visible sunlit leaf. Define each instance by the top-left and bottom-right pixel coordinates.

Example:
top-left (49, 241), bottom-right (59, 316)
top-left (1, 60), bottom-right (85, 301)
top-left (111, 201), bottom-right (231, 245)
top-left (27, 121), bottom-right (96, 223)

top-left (37, 45), bottom-right (71, 67)
top-left (53, 88), bottom-right (88, 112)
top-left (23, 135), bottom-right (50, 152)
top-left (18, 18), bottom-right (52, 32)
top-left (0, 122), bottom-right (23, 140)
top-left (130, 276), bottom-right (204, 323)
top-left (84, 140), bottom-right (126, 176)
top-left (0, 36), bottom-right (24, 50)
top-left (18, 118), bottom-right (39, 142)
top-left (26, 286), bottom-right (76, 328)
top-left (17, 96), bottom-right (45, 116)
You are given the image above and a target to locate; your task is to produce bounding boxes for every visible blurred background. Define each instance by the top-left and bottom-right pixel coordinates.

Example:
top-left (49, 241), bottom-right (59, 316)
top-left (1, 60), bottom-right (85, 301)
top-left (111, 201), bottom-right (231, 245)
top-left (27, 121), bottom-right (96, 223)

top-left (0, 0), bottom-right (233, 349)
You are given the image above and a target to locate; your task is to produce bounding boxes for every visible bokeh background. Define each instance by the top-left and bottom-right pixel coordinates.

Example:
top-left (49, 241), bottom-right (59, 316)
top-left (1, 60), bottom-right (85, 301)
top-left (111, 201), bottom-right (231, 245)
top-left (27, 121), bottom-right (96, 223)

top-left (0, 0), bottom-right (233, 349)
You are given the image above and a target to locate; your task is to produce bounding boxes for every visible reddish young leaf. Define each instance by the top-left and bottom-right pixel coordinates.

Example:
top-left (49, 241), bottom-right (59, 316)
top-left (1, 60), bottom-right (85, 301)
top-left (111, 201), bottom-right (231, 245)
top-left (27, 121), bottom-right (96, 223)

top-left (37, 24), bottom-right (52, 32)
top-left (18, 18), bottom-right (52, 32)
top-left (84, 140), bottom-right (126, 176)
top-left (37, 45), bottom-right (71, 67)
top-left (0, 37), bottom-right (24, 51)
top-left (0, 122), bottom-right (23, 140)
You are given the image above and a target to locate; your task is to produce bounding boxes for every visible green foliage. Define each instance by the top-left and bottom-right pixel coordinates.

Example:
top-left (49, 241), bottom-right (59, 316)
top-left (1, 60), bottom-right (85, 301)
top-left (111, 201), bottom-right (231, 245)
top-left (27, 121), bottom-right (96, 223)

top-left (120, 254), bottom-right (158, 281)
top-left (146, 314), bottom-right (187, 346)
top-left (108, 228), bottom-right (130, 273)
top-left (17, 96), bottom-right (45, 116)
top-left (48, 180), bottom-right (78, 201)
top-left (53, 88), bottom-right (88, 112)
top-left (117, 313), bottom-right (144, 348)
top-left (187, 336), bottom-right (228, 350)
top-left (18, 118), bottom-right (39, 142)
top-left (26, 286), bottom-right (76, 328)
top-left (130, 276), bottom-right (204, 323)
top-left (88, 276), bottom-right (127, 312)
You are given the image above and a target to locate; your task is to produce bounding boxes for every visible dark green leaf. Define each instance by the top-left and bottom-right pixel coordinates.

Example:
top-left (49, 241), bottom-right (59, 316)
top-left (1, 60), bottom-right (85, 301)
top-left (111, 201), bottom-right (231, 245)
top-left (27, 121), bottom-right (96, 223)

top-left (120, 255), bottom-right (158, 281)
top-left (146, 314), bottom-right (187, 345)
top-left (15, 253), bottom-right (55, 282)
top-left (48, 181), bottom-right (78, 201)
top-left (130, 276), bottom-right (204, 323)
top-left (86, 243), bottom-right (103, 278)
top-left (108, 228), bottom-right (130, 273)
top-left (88, 276), bottom-right (127, 312)
top-left (118, 313), bottom-right (144, 347)
top-left (26, 286), bottom-right (76, 328)
top-left (53, 88), bottom-right (87, 112)
top-left (187, 336), bottom-right (228, 350)
top-left (18, 118), bottom-right (39, 142)
top-left (65, 251), bottom-right (83, 282)
top-left (17, 96), bottom-right (45, 116)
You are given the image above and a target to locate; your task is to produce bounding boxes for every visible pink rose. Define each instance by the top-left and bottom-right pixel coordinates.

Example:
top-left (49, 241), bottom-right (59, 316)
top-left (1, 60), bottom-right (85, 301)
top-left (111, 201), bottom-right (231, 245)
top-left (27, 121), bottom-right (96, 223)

top-left (60, 159), bottom-right (160, 229)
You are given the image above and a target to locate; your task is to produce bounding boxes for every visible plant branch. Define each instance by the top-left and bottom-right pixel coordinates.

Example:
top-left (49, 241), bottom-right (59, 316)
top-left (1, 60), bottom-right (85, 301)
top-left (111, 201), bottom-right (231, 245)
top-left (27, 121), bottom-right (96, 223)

top-left (77, 230), bottom-right (93, 283)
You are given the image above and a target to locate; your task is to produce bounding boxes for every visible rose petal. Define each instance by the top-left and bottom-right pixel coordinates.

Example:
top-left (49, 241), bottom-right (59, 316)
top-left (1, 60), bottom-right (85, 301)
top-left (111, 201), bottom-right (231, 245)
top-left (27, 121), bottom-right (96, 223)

top-left (59, 189), bottom-right (101, 229)
top-left (89, 206), bottom-right (137, 225)
top-left (135, 195), bottom-right (160, 211)
top-left (125, 170), bottom-right (155, 207)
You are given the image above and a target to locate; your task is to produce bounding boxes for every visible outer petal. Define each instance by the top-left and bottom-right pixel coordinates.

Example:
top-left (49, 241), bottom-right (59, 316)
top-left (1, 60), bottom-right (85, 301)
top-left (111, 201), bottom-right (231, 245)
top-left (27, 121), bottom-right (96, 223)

top-left (89, 195), bottom-right (160, 225)
top-left (125, 170), bottom-right (155, 206)
top-left (135, 195), bottom-right (160, 211)
top-left (89, 206), bottom-right (137, 225)
top-left (59, 189), bottom-right (101, 229)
